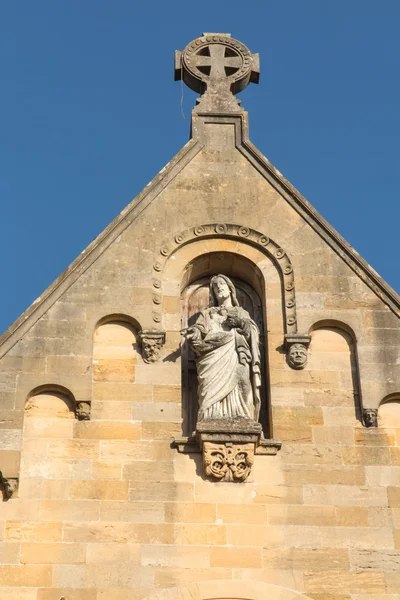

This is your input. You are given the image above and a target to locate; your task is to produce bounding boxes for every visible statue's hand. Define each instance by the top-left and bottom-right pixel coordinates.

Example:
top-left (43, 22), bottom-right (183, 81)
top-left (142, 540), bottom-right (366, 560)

top-left (226, 315), bottom-right (244, 329)
top-left (182, 327), bottom-right (200, 341)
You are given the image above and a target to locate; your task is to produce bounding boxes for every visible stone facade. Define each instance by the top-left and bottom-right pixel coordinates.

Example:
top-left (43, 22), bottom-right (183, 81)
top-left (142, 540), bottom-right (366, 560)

top-left (0, 33), bottom-right (400, 600)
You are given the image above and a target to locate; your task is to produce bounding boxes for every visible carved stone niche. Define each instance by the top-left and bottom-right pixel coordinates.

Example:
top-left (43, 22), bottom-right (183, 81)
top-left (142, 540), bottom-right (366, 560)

top-left (363, 408), bottom-right (378, 428)
top-left (196, 418), bottom-right (262, 482)
top-left (284, 334), bottom-right (311, 370)
top-left (139, 330), bottom-right (166, 364)
top-left (0, 472), bottom-right (18, 501)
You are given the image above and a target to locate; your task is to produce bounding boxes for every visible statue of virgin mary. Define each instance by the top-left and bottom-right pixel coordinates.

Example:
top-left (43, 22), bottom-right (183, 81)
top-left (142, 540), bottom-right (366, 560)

top-left (183, 275), bottom-right (261, 422)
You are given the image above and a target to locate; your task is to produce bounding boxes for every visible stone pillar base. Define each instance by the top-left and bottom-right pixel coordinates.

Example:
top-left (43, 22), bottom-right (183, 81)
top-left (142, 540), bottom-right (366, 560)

top-left (196, 418), bottom-right (262, 482)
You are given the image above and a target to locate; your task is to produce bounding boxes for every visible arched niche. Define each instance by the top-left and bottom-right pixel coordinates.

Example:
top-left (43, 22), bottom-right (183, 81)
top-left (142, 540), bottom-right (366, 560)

top-left (93, 314), bottom-right (141, 385)
top-left (25, 385), bottom-right (75, 419)
top-left (157, 224), bottom-right (296, 335)
top-left (20, 385), bottom-right (77, 486)
top-left (180, 251), bottom-right (271, 438)
top-left (379, 396), bottom-right (400, 428)
top-left (21, 386), bottom-right (76, 484)
top-left (308, 321), bottom-right (361, 419)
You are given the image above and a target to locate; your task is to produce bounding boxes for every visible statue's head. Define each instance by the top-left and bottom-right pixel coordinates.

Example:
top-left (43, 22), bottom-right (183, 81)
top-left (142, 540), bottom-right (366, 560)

top-left (210, 274), bottom-right (239, 307)
top-left (287, 343), bottom-right (308, 369)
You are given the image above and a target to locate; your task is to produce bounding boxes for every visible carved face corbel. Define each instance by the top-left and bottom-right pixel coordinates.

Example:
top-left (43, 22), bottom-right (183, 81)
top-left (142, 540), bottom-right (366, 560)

top-left (284, 335), bottom-right (311, 370)
top-left (139, 330), bottom-right (166, 364)
top-left (363, 408), bottom-right (378, 428)
top-left (75, 401), bottom-right (91, 421)
top-left (0, 473), bottom-right (18, 501)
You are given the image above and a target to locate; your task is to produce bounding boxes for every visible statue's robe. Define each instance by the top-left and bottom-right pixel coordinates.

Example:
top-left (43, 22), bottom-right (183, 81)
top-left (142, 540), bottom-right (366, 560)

top-left (190, 306), bottom-right (261, 421)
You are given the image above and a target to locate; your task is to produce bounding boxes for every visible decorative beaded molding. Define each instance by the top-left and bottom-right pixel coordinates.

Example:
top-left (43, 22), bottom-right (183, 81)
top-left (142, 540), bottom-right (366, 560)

top-left (152, 223), bottom-right (298, 334)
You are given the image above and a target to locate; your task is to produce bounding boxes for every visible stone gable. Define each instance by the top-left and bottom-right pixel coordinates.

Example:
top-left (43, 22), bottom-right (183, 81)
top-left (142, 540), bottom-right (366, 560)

top-left (0, 32), bottom-right (399, 600)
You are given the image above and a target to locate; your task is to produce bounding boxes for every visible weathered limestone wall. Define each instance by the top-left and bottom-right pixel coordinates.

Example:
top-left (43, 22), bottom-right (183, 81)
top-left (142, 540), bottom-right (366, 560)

top-left (0, 117), bottom-right (400, 599)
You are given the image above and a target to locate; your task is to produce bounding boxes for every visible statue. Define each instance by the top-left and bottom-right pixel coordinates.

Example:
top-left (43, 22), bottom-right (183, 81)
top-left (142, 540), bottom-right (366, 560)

top-left (182, 275), bottom-right (261, 422)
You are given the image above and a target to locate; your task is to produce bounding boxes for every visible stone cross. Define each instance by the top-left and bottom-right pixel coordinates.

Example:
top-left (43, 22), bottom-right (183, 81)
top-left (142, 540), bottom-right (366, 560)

top-left (175, 33), bottom-right (259, 111)
top-left (191, 44), bottom-right (242, 79)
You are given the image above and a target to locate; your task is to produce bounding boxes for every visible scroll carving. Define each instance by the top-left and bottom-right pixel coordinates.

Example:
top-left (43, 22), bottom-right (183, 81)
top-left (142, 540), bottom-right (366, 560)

top-left (204, 442), bottom-right (254, 482)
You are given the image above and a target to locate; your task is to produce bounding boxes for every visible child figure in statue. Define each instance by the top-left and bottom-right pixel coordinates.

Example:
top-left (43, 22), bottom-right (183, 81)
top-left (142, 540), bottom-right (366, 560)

top-left (182, 275), bottom-right (261, 422)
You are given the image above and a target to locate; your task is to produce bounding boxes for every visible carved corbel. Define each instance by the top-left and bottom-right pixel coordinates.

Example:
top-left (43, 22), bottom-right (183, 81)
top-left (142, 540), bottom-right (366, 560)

top-left (363, 408), bottom-right (378, 428)
top-left (203, 442), bottom-right (254, 482)
top-left (196, 418), bottom-right (262, 482)
top-left (0, 472), bottom-right (18, 501)
top-left (284, 334), bottom-right (311, 370)
top-left (139, 330), bottom-right (166, 364)
top-left (75, 401), bottom-right (91, 421)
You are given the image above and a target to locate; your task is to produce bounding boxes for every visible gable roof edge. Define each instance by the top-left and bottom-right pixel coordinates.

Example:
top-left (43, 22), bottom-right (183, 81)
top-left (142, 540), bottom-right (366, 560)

top-left (237, 136), bottom-right (400, 318)
top-left (0, 138), bottom-right (203, 359)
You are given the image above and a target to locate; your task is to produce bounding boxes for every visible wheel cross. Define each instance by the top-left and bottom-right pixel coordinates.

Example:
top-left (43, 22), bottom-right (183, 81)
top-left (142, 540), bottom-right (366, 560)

top-left (175, 33), bottom-right (260, 105)
top-left (191, 44), bottom-right (242, 80)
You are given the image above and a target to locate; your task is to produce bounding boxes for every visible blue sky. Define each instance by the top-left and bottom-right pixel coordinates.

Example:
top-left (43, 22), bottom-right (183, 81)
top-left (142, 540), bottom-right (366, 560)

top-left (1, 1), bottom-right (399, 334)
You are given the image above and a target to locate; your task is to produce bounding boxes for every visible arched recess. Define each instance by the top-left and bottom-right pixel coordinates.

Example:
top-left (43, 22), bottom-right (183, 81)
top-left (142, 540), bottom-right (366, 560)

top-left (25, 385), bottom-right (75, 419)
top-left (308, 321), bottom-right (361, 420)
top-left (20, 385), bottom-right (76, 487)
top-left (379, 395), bottom-right (400, 428)
top-left (92, 314), bottom-right (142, 408)
top-left (180, 252), bottom-right (271, 438)
top-left (152, 223), bottom-right (297, 334)
top-left (142, 580), bottom-right (314, 600)
top-left (93, 315), bottom-right (141, 384)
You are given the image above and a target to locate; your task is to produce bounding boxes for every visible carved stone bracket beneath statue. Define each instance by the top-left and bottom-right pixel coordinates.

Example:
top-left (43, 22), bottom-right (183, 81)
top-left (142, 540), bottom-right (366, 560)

top-left (284, 334), bottom-right (311, 370)
top-left (139, 330), bottom-right (166, 363)
top-left (183, 417), bottom-right (280, 481)
top-left (363, 408), bottom-right (378, 428)
top-left (75, 401), bottom-right (91, 421)
top-left (0, 472), bottom-right (18, 501)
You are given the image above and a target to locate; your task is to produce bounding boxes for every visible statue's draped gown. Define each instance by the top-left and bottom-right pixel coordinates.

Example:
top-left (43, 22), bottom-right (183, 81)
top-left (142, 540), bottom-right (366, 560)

top-left (190, 305), bottom-right (261, 421)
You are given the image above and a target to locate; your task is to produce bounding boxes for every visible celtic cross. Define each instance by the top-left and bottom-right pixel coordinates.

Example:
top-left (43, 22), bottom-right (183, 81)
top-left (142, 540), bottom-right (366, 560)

top-left (191, 44), bottom-right (242, 79)
top-left (175, 33), bottom-right (259, 111)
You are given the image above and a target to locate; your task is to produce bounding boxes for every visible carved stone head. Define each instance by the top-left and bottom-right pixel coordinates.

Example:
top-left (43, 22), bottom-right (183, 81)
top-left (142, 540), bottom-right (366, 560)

top-left (139, 331), bottom-right (166, 364)
top-left (75, 402), bottom-right (91, 421)
top-left (142, 338), bottom-right (162, 363)
top-left (287, 343), bottom-right (308, 369)
top-left (142, 338), bottom-right (161, 362)
top-left (363, 408), bottom-right (378, 428)
top-left (0, 473), bottom-right (18, 501)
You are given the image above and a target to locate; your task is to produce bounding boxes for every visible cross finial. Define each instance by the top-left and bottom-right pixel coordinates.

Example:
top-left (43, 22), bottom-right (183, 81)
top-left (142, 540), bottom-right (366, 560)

top-left (175, 33), bottom-right (260, 112)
